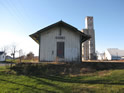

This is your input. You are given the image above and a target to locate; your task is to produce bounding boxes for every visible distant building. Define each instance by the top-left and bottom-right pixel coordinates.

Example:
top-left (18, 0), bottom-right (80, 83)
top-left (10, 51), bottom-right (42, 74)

top-left (104, 48), bottom-right (124, 60)
top-left (30, 20), bottom-right (90, 62)
top-left (121, 56), bottom-right (124, 60)
top-left (0, 52), bottom-right (6, 61)
top-left (82, 16), bottom-right (96, 60)
top-left (97, 53), bottom-right (105, 60)
top-left (6, 56), bottom-right (12, 60)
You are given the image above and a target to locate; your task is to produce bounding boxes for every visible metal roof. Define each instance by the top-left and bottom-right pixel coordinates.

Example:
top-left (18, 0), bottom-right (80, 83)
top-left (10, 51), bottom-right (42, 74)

top-left (107, 48), bottom-right (124, 57)
top-left (0, 52), bottom-right (4, 55)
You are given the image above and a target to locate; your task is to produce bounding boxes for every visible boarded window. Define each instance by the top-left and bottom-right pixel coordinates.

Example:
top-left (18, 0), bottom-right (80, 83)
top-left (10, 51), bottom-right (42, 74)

top-left (57, 42), bottom-right (64, 58)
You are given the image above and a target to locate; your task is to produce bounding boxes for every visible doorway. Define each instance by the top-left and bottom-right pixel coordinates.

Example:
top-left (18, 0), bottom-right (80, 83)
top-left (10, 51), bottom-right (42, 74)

top-left (57, 42), bottom-right (64, 58)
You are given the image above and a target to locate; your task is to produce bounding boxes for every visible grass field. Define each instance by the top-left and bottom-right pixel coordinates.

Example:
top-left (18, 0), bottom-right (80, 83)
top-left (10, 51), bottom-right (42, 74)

top-left (0, 63), bottom-right (124, 93)
top-left (5, 59), bottom-right (38, 63)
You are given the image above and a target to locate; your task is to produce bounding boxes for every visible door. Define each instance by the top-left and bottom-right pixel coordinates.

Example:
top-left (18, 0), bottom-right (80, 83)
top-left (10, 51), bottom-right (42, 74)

top-left (57, 42), bottom-right (64, 58)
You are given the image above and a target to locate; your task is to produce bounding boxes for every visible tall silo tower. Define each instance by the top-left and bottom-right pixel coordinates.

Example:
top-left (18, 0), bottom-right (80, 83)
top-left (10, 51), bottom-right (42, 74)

top-left (82, 16), bottom-right (96, 60)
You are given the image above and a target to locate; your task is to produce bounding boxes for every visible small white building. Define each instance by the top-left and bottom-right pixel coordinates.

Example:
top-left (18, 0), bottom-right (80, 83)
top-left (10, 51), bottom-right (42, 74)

top-left (0, 52), bottom-right (6, 61)
top-left (104, 48), bottom-right (124, 60)
top-left (97, 53), bottom-right (105, 60)
top-left (30, 21), bottom-right (90, 62)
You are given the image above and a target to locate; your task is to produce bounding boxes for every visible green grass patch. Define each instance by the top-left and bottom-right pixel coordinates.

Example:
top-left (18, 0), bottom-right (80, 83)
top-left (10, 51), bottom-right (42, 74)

top-left (5, 59), bottom-right (37, 63)
top-left (0, 64), bottom-right (124, 93)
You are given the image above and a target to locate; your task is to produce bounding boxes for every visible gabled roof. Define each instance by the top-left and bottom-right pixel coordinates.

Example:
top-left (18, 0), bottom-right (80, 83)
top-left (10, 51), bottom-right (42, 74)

top-left (30, 20), bottom-right (90, 44)
top-left (107, 48), bottom-right (124, 57)
top-left (0, 52), bottom-right (4, 55)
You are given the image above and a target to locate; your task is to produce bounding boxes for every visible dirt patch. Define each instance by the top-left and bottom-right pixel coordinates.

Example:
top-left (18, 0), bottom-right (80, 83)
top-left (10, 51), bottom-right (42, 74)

top-left (97, 70), bottom-right (112, 76)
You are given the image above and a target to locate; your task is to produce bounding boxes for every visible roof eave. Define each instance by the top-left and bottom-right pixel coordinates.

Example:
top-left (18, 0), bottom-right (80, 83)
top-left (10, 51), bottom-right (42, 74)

top-left (29, 34), bottom-right (39, 44)
top-left (81, 35), bottom-right (91, 42)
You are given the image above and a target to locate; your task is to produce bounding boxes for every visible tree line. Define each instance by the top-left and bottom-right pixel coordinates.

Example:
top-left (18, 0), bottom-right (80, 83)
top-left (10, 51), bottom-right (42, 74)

top-left (0, 43), bottom-right (36, 60)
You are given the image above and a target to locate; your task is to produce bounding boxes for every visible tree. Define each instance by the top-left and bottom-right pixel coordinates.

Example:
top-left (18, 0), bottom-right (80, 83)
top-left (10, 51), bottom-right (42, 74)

top-left (26, 52), bottom-right (34, 60)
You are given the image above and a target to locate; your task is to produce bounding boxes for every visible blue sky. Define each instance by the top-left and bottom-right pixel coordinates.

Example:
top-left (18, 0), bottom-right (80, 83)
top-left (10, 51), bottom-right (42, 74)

top-left (0, 0), bottom-right (124, 56)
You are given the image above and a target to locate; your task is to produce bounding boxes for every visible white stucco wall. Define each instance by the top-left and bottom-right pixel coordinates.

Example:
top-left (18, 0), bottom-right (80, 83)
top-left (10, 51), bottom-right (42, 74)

top-left (39, 27), bottom-right (81, 62)
top-left (97, 54), bottom-right (104, 60)
top-left (97, 55), bottom-right (102, 60)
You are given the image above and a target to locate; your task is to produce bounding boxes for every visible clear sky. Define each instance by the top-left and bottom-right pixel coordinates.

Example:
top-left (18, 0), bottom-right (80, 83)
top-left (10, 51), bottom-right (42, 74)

top-left (0, 0), bottom-right (124, 56)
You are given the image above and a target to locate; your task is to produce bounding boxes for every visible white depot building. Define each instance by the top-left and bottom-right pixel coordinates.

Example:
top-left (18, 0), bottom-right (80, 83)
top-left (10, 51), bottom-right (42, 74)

top-left (82, 16), bottom-right (96, 60)
top-left (30, 20), bottom-right (90, 62)
top-left (30, 16), bottom-right (96, 62)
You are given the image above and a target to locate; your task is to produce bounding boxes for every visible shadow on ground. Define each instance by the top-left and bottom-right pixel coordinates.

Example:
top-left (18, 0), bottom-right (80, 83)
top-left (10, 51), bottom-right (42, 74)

top-left (1, 62), bottom-right (124, 93)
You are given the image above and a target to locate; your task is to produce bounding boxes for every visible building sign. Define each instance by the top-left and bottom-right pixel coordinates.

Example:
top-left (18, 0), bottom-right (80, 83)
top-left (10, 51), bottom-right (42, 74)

top-left (55, 36), bottom-right (65, 39)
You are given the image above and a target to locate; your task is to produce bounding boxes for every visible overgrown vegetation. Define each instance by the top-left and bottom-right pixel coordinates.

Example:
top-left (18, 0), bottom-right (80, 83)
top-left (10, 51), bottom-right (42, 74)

top-left (0, 62), bottom-right (124, 93)
top-left (10, 62), bottom-right (124, 76)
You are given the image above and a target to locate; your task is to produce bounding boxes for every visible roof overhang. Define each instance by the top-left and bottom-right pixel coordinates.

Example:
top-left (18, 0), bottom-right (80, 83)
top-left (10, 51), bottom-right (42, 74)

top-left (29, 20), bottom-right (90, 44)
